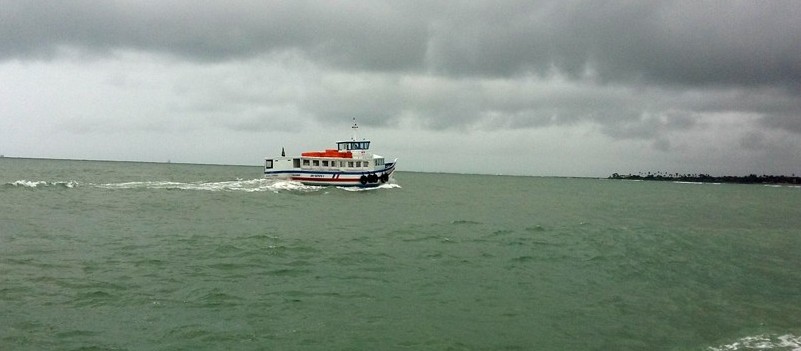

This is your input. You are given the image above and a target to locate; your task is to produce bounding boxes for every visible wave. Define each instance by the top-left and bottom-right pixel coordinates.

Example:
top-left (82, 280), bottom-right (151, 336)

top-left (708, 333), bottom-right (801, 351)
top-left (5, 178), bottom-right (399, 193)
top-left (4, 180), bottom-right (79, 189)
top-left (95, 178), bottom-right (402, 193)
top-left (95, 179), bottom-right (323, 193)
top-left (338, 182), bottom-right (401, 192)
top-left (673, 181), bottom-right (721, 185)
top-left (765, 184), bottom-right (801, 189)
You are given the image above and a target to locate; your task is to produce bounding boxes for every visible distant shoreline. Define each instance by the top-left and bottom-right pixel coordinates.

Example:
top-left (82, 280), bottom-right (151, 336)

top-left (0, 156), bottom-right (249, 168)
top-left (609, 173), bottom-right (801, 185)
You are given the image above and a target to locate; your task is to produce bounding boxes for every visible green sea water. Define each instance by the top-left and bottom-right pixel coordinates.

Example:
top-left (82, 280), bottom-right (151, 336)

top-left (1, 157), bottom-right (800, 350)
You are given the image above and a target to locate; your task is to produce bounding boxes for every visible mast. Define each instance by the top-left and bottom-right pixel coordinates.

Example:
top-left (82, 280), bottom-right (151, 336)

top-left (351, 117), bottom-right (359, 141)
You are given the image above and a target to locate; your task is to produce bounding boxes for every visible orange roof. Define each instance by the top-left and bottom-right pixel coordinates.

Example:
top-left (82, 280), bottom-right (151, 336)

top-left (301, 149), bottom-right (353, 158)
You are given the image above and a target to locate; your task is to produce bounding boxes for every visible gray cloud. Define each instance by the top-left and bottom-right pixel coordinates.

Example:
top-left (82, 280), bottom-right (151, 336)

top-left (5, 1), bottom-right (800, 133)
top-left (429, 1), bottom-right (801, 88)
top-left (3, 1), bottom-right (800, 87)
top-left (1, 1), bottom-right (430, 70)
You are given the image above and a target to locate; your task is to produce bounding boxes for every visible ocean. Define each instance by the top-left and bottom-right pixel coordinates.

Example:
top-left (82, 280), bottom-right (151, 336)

top-left (2, 157), bottom-right (800, 350)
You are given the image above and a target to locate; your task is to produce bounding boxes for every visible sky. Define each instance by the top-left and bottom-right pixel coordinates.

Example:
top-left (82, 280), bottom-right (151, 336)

top-left (2, 0), bottom-right (801, 177)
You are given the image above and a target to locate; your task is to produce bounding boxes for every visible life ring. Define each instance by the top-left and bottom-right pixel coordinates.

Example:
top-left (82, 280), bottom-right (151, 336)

top-left (359, 175), bottom-right (368, 185)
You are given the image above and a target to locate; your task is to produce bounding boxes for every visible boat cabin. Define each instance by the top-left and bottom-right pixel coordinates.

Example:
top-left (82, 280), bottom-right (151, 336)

top-left (337, 140), bottom-right (370, 151)
top-left (264, 138), bottom-right (385, 173)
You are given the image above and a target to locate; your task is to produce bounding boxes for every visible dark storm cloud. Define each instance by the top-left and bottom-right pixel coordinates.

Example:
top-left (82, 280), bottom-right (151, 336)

top-left (3, 0), bottom-right (800, 87)
top-left (3, 0), bottom-right (801, 150)
top-left (0, 1), bottom-right (430, 70)
top-left (425, 1), bottom-right (801, 88)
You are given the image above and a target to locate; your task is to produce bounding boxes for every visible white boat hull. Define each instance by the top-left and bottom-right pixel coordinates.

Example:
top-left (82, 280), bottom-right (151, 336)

top-left (265, 162), bottom-right (396, 187)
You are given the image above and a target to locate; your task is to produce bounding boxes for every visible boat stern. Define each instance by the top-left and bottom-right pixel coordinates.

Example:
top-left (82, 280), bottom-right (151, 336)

top-left (264, 156), bottom-right (297, 178)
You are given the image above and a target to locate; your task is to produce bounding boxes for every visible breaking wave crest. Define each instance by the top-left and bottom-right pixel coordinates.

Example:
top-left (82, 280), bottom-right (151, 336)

top-left (5, 178), bottom-right (400, 193)
top-left (96, 179), bottom-right (322, 193)
top-left (338, 182), bottom-right (402, 192)
top-left (709, 334), bottom-right (801, 351)
top-left (5, 180), bottom-right (79, 189)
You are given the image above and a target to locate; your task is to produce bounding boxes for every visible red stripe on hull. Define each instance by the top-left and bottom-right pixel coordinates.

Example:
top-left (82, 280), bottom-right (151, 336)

top-left (291, 176), bottom-right (360, 182)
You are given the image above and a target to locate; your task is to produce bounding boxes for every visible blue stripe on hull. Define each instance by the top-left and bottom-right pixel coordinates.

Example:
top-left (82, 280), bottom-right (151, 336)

top-left (264, 163), bottom-right (395, 176)
top-left (264, 163), bottom-right (396, 187)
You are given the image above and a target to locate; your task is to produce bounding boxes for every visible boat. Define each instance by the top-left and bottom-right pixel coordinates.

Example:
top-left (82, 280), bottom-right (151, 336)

top-left (263, 120), bottom-right (397, 187)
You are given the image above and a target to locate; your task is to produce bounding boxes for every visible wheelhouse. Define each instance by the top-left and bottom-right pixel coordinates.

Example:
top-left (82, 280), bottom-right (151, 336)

top-left (337, 140), bottom-right (370, 151)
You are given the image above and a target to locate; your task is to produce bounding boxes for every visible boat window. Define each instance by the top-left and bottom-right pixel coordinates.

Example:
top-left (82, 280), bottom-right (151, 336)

top-left (312, 160), bottom-right (320, 167)
top-left (375, 158), bottom-right (384, 166)
top-left (322, 160), bottom-right (329, 167)
top-left (265, 160), bottom-right (273, 169)
top-left (348, 161), bottom-right (354, 167)
top-left (293, 158), bottom-right (301, 168)
top-left (302, 159), bottom-right (310, 166)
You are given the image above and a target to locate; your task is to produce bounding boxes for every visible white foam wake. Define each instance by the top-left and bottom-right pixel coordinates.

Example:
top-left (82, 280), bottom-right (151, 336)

top-left (7, 180), bottom-right (79, 188)
top-left (709, 334), bottom-right (801, 351)
top-left (673, 181), bottom-right (722, 185)
top-left (7, 178), bottom-right (400, 193)
top-left (338, 182), bottom-right (402, 192)
top-left (95, 179), bottom-right (322, 193)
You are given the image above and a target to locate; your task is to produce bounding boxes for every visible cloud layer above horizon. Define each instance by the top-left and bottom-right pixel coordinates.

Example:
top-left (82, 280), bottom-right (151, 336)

top-left (2, 1), bottom-right (801, 176)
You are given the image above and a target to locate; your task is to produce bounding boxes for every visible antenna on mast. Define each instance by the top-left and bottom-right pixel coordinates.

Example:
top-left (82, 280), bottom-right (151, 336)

top-left (351, 117), bottom-right (359, 140)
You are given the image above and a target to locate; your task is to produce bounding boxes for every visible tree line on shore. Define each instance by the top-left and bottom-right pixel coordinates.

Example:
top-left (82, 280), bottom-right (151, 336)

top-left (608, 172), bottom-right (800, 184)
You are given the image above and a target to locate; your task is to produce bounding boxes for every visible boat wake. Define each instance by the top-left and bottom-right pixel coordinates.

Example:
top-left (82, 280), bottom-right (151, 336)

top-left (673, 181), bottom-right (721, 185)
top-left (338, 182), bottom-right (401, 192)
top-left (5, 179), bottom-right (399, 193)
top-left (4, 180), bottom-right (80, 189)
top-left (95, 179), bottom-right (331, 193)
top-left (708, 333), bottom-right (801, 351)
